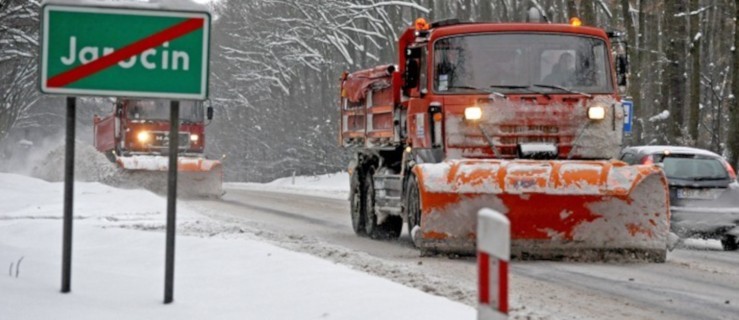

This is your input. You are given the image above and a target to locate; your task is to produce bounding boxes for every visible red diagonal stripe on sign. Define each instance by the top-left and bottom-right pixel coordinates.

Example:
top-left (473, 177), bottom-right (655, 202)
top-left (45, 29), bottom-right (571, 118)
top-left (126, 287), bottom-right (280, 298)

top-left (47, 17), bottom-right (204, 88)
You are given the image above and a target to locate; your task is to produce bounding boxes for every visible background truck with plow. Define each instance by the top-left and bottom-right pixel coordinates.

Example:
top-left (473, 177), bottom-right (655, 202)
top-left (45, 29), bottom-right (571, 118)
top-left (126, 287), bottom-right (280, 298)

top-left (94, 98), bottom-right (223, 198)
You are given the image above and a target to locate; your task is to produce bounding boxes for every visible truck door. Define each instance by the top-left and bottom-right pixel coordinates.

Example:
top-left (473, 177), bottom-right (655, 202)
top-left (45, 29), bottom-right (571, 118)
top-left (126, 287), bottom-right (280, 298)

top-left (406, 45), bottom-right (433, 149)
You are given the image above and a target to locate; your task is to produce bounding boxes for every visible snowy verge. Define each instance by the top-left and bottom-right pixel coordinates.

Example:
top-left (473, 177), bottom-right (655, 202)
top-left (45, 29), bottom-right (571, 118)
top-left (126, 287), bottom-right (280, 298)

top-left (226, 172), bottom-right (350, 200)
top-left (0, 173), bottom-right (472, 320)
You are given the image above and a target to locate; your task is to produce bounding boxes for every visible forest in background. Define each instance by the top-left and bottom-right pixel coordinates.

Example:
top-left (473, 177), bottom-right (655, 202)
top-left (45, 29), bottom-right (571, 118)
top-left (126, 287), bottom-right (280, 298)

top-left (2, 0), bottom-right (739, 182)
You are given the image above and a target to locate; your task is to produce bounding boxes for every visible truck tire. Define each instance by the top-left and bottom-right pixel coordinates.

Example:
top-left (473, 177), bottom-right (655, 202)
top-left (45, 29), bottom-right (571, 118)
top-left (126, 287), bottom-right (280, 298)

top-left (721, 234), bottom-right (738, 251)
top-left (350, 170), bottom-right (367, 236)
top-left (406, 174), bottom-right (422, 244)
top-left (364, 170), bottom-right (402, 240)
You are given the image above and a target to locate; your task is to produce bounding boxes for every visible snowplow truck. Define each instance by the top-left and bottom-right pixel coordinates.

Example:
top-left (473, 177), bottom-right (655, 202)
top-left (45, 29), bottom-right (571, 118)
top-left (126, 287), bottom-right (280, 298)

top-left (94, 99), bottom-right (223, 198)
top-left (340, 18), bottom-right (670, 261)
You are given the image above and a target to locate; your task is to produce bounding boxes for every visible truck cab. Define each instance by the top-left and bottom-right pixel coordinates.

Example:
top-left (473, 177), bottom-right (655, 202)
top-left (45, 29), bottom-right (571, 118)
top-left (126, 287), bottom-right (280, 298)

top-left (94, 99), bottom-right (213, 160)
top-left (344, 19), bottom-right (627, 162)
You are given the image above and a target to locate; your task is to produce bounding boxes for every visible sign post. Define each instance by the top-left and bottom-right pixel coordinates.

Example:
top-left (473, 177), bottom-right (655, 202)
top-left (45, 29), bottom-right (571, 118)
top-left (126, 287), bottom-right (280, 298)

top-left (40, 3), bottom-right (210, 303)
top-left (61, 96), bottom-right (75, 293)
top-left (164, 101), bottom-right (179, 304)
top-left (477, 208), bottom-right (510, 320)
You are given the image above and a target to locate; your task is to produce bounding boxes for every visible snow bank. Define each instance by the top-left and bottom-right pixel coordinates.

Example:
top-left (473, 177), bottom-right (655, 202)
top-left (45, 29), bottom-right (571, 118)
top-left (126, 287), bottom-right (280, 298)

top-left (227, 172), bottom-right (350, 200)
top-left (680, 239), bottom-right (723, 251)
top-left (0, 173), bottom-right (473, 319)
top-left (31, 141), bottom-right (119, 183)
top-left (0, 173), bottom-right (160, 221)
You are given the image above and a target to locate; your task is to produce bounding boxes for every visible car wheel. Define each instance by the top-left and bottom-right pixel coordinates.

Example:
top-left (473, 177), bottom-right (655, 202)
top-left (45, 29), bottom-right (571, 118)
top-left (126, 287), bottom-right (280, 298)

top-left (721, 235), bottom-right (738, 251)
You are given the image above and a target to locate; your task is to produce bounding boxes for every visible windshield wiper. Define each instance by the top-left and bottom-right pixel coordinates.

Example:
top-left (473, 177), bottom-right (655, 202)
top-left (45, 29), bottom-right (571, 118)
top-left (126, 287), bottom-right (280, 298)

top-left (532, 83), bottom-right (592, 98)
top-left (477, 124), bottom-right (501, 158)
top-left (490, 85), bottom-right (550, 98)
top-left (489, 85), bottom-right (530, 90)
top-left (447, 86), bottom-right (506, 98)
top-left (692, 177), bottom-right (729, 181)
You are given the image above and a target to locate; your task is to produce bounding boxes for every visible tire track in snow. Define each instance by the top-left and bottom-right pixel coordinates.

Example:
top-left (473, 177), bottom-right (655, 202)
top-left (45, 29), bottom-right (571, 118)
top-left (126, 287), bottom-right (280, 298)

top-left (513, 261), bottom-right (739, 320)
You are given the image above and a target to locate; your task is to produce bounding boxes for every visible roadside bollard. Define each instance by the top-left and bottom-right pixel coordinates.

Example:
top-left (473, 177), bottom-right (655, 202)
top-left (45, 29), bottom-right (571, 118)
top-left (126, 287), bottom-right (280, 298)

top-left (477, 208), bottom-right (510, 320)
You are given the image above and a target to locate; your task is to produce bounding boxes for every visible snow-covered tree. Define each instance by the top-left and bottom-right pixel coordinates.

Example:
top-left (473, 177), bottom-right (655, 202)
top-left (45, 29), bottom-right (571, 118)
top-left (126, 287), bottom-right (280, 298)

top-left (0, 0), bottom-right (40, 142)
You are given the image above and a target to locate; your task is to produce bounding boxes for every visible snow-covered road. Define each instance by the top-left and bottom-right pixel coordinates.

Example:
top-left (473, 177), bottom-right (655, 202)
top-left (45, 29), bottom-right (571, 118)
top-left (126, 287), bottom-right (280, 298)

top-left (3, 172), bottom-right (738, 320)
top-left (184, 185), bottom-right (739, 320)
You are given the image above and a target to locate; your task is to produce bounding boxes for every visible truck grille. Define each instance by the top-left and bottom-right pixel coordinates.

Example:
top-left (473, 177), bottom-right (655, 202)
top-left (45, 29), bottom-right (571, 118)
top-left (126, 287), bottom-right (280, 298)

top-left (446, 121), bottom-right (576, 158)
top-left (150, 132), bottom-right (190, 149)
top-left (499, 125), bottom-right (560, 134)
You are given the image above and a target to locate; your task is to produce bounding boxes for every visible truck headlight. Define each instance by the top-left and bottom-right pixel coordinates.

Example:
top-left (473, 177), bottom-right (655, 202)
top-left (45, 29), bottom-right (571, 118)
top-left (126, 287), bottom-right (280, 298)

top-left (464, 106), bottom-right (482, 121)
top-left (190, 134), bottom-right (199, 142)
top-left (137, 131), bottom-right (151, 143)
top-left (588, 105), bottom-right (606, 120)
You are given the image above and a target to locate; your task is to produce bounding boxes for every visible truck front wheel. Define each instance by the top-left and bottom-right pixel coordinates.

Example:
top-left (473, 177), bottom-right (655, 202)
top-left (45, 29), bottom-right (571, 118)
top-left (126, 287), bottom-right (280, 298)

top-left (406, 175), bottom-right (422, 246)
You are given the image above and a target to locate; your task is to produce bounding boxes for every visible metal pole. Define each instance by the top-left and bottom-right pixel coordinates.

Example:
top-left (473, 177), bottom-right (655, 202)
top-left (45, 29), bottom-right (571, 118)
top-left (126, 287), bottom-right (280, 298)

top-left (61, 96), bottom-right (76, 293)
top-left (164, 100), bottom-right (179, 304)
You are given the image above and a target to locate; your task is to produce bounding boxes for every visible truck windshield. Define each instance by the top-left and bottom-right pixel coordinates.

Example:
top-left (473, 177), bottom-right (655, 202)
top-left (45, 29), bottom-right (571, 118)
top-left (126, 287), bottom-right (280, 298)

top-left (433, 34), bottom-right (612, 94)
top-left (127, 100), bottom-right (203, 123)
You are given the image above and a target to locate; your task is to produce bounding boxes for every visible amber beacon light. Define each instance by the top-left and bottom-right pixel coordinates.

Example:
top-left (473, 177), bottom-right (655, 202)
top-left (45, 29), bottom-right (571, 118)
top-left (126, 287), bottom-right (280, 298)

top-left (415, 18), bottom-right (430, 31)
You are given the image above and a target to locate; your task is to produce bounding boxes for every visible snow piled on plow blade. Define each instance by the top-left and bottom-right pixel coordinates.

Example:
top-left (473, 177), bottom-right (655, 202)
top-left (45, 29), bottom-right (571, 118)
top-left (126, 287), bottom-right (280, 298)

top-left (413, 159), bottom-right (670, 262)
top-left (117, 155), bottom-right (223, 198)
top-left (117, 156), bottom-right (222, 172)
top-left (29, 143), bottom-right (222, 198)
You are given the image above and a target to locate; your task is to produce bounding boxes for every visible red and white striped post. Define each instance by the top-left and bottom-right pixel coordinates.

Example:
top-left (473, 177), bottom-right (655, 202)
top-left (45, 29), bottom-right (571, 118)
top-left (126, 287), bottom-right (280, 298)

top-left (477, 208), bottom-right (510, 320)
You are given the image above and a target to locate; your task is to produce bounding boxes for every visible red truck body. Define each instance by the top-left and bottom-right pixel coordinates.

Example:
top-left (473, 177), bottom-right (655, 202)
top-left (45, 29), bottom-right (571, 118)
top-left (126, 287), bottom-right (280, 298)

top-left (340, 19), bottom-right (670, 261)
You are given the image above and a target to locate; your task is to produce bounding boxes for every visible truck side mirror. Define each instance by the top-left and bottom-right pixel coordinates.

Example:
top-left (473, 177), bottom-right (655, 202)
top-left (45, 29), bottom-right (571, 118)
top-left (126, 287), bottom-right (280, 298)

top-left (616, 54), bottom-right (628, 87)
top-left (207, 106), bottom-right (214, 120)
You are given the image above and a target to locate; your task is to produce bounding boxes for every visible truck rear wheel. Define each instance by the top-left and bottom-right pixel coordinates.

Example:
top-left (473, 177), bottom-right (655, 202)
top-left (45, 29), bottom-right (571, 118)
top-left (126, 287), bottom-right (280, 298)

top-left (364, 170), bottom-right (402, 240)
top-left (721, 234), bottom-right (738, 251)
top-left (350, 170), bottom-right (366, 236)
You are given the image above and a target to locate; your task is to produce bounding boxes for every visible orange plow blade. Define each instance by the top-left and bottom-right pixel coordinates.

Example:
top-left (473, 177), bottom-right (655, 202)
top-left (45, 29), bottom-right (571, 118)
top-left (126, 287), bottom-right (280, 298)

top-left (412, 160), bottom-right (670, 262)
top-left (116, 155), bottom-right (223, 198)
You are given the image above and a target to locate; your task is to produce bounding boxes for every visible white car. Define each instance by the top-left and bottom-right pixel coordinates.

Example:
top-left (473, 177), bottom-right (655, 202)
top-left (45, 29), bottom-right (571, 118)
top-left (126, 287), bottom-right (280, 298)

top-left (620, 146), bottom-right (739, 251)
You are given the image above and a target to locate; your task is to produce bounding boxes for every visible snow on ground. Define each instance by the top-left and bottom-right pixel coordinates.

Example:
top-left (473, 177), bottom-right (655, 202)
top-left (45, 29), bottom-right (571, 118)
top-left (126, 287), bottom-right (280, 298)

top-left (227, 172), bottom-right (350, 200)
top-left (0, 173), bottom-right (473, 319)
top-left (680, 238), bottom-right (724, 251)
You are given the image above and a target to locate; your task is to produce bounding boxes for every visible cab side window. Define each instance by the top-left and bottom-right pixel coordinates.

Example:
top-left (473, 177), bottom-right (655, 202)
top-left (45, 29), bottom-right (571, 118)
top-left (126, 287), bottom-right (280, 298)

top-left (419, 48), bottom-right (428, 93)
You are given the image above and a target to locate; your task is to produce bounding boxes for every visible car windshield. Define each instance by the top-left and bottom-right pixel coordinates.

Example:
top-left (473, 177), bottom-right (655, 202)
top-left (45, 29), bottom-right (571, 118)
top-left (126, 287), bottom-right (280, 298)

top-left (127, 100), bottom-right (203, 123)
top-left (662, 157), bottom-right (729, 180)
top-left (433, 34), bottom-right (612, 94)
